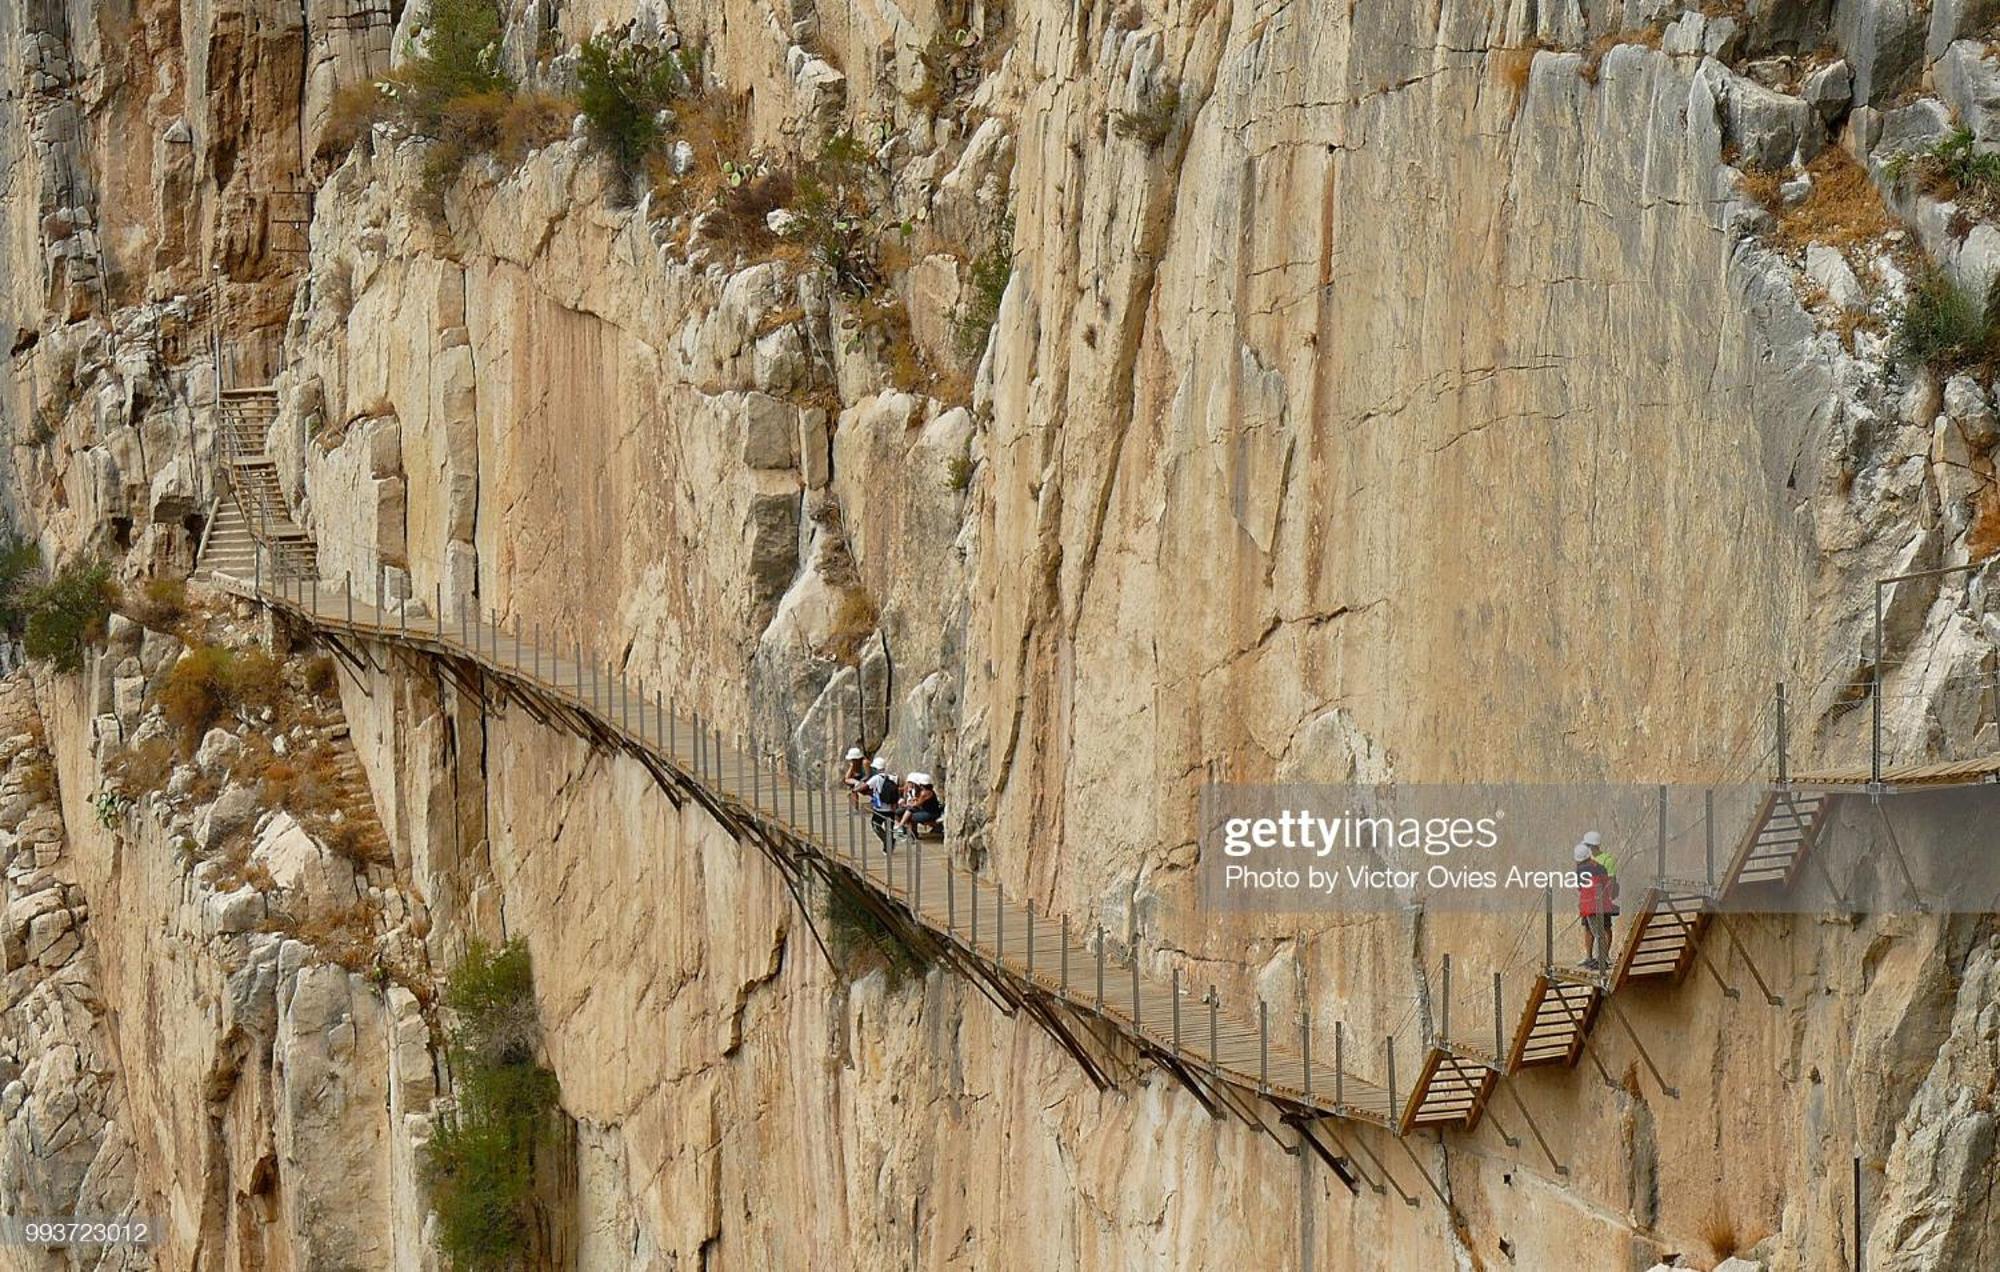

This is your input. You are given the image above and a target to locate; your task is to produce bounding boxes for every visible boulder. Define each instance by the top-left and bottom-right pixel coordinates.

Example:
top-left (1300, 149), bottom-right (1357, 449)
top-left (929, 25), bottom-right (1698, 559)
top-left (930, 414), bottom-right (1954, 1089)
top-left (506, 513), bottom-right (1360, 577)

top-left (1803, 60), bottom-right (1854, 120)
top-left (1944, 374), bottom-right (1999, 446)
top-left (1874, 97), bottom-right (1952, 161)
top-left (1936, 41), bottom-right (2000, 146)
top-left (734, 392), bottom-right (800, 470)
top-left (1928, 0), bottom-right (2000, 61)
top-left (1835, 0), bottom-right (1930, 106)
top-left (250, 812), bottom-right (359, 912)
top-left (1807, 244), bottom-right (1869, 310)
top-left (194, 727), bottom-right (243, 775)
top-left (1724, 74), bottom-right (1823, 168)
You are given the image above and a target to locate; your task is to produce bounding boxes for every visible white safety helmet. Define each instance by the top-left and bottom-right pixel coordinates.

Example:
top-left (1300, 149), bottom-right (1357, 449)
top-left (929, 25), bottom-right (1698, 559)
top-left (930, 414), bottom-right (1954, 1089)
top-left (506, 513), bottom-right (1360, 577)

top-left (907, 771), bottom-right (932, 786)
top-left (1582, 830), bottom-right (1602, 848)
top-left (845, 747), bottom-right (864, 761)
top-left (871, 756), bottom-right (888, 770)
top-left (1573, 843), bottom-right (1592, 863)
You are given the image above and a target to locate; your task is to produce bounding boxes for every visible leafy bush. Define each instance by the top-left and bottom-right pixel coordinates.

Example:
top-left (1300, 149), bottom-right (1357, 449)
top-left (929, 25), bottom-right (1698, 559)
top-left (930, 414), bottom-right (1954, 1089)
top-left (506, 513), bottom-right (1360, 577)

top-left (134, 576), bottom-right (189, 629)
top-left (321, 0), bottom-right (570, 203)
top-left (956, 214), bottom-right (1014, 359)
top-left (424, 939), bottom-right (561, 1270)
top-left (945, 453), bottom-right (976, 492)
top-left (1112, 83), bottom-right (1181, 147)
top-left (822, 881), bottom-right (929, 987)
top-left (1889, 127), bottom-right (2000, 215)
top-left (1892, 266), bottom-right (1999, 372)
top-left (158, 644), bottom-right (288, 747)
top-left (398, 0), bottom-right (514, 124)
top-left (21, 558), bottom-right (114, 672)
top-left (304, 653), bottom-right (340, 699)
top-left (577, 34), bottom-right (694, 175)
top-left (0, 532), bottom-right (43, 636)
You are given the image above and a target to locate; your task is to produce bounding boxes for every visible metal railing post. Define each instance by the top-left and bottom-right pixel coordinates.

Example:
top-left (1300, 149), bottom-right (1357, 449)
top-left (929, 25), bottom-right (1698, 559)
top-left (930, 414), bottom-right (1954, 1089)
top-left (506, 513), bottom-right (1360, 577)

top-left (1776, 680), bottom-right (1790, 786)
top-left (1207, 987), bottom-right (1219, 1078)
top-left (1095, 925), bottom-right (1105, 1008)
top-left (1131, 941), bottom-right (1140, 1029)
top-left (1258, 999), bottom-right (1268, 1093)
top-left (1705, 788), bottom-right (1716, 888)
top-left (971, 872), bottom-right (979, 948)
top-left (434, 583), bottom-right (442, 638)
top-left (1657, 783), bottom-right (1668, 882)
top-left (948, 863), bottom-right (956, 934)
top-left (1025, 899), bottom-right (1034, 975)
top-left (1172, 968), bottom-right (1182, 1057)
top-left (1544, 886), bottom-right (1554, 969)
top-left (1059, 914), bottom-right (1067, 994)
top-left (1335, 1021), bottom-right (1345, 1107)
top-left (1493, 972), bottom-right (1504, 1061)
top-left (345, 571), bottom-right (353, 628)
top-left (1387, 1037), bottom-right (1399, 1132)
top-left (1441, 954), bottom-right (1451, 1041)
top-left (1873, 582), bottom-right (1885, 786)
top-left (1302, 1008), bottom-right (1312, 1098)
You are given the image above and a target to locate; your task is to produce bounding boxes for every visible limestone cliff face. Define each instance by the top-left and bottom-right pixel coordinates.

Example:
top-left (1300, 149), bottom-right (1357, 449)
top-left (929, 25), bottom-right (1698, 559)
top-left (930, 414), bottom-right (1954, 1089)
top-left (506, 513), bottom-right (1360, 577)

top-left (7, 0), bottom-right (2000, 1268)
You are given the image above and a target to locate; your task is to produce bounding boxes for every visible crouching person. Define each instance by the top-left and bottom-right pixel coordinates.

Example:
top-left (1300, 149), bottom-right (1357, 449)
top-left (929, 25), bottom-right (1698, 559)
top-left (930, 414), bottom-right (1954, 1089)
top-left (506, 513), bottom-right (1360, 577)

top-left (897, 772), bottom-right (945, 839)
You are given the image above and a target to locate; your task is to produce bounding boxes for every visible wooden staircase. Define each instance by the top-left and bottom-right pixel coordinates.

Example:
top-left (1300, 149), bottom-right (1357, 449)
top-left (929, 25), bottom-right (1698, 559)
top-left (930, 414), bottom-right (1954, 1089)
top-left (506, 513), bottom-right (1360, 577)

top-left (200, 386), bottom-right (317, 582)
top-left (1722, 790), bottom-right (1829, 889)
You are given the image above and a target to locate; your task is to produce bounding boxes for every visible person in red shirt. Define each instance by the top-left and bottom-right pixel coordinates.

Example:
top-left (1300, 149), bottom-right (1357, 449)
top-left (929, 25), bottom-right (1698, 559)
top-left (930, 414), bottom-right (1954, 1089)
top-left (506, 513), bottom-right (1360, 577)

top-left (1575, 843), bottom-right (1614, 970)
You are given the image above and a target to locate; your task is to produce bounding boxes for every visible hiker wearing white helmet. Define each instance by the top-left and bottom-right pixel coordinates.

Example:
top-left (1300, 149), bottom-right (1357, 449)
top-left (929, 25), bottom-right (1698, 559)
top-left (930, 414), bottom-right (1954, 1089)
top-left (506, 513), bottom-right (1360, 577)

top-left (862, 759), bottom-right (900, 816)
top-left (841, 746), bottom-right (867, 791)
top-left (1583, 829), bottom-right (1618, 883)
top-left (896, 771), bottom-right (945, 837)
top-left (1575, 841), bottom-right (1614, 971)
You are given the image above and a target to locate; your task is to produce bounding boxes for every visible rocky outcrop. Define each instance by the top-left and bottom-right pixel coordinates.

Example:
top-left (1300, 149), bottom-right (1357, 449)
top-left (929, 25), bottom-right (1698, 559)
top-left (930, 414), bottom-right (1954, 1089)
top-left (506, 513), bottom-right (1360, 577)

top-left (8, 0), bottom-right (2000, 1267)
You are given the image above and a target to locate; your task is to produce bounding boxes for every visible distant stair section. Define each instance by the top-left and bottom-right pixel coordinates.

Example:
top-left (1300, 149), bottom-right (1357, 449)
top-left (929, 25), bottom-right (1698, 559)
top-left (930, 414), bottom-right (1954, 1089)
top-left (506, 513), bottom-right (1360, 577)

top-left (197, 386), bottom-right (316, 583)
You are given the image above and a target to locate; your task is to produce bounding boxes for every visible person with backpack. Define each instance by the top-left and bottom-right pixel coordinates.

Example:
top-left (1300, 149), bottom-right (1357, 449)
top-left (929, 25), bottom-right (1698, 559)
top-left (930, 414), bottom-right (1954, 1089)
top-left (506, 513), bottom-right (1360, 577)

top-left (1575, 843), bottom-right (1614, 971)
top-left (864, 760), bottom-right (901, 847)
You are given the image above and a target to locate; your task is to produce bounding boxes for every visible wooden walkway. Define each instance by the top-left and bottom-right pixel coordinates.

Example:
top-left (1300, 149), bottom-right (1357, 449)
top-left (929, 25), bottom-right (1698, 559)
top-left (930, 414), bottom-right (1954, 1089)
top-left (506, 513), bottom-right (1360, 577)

top-left (218, 570), bottom-right (1411, 1185)
top-left (197, 403), bottom-right (1999, 1196)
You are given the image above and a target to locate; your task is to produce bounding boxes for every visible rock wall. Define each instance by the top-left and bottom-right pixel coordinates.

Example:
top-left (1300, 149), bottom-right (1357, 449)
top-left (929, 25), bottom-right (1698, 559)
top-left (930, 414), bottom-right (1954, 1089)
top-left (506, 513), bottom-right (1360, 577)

top-left (7, 0), bottom-right (2000, 1267)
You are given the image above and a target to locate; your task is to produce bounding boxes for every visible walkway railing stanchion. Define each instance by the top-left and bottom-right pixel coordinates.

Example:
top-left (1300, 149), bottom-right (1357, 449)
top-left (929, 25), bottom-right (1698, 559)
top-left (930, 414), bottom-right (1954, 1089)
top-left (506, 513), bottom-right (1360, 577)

top-left (971, 872), bottom-right (979, 949)
top-left (947, 859), bottom-right (956, 933)
top-left (1386, 1037), bottom-right (1399, 1132)
top-left (1059, 915), bottom-right (1068, 996)
top-left (1493, 973), bottom-right (1504, 1062)
top-left (915, 829), bottom-right (923, 914)
top-left (1335, 1021), bottom-right (1344, 1109)
top-left (1171, 969), bottom-right (1181, 1057)
top-left (1705, 788), bottom-right (1716, 889)
top-left (253, 542), bottom-right (262, 594)
top-left (1302, 1007), bottom-right (1312, 1098)
top-left (1095, 925), bottom-right (1105, 1009)
top-left (345, 571), bottom-right (353, 629)
top-left (995, 874), bottom-right (1003, 957)
top-left (1543, 886), bottom-right (1554, 969)
top-left (1656, 784), bottom-right (1668, 883)
top-left (1131, 940), bottom-right (1140, 1029)
top-left (1777, 679), bottom-right (1790, 787)
top-left (1440, 954), bottom-right (1451, 1042)
top-left (1258, 1000), bottom-right (1268, 1093)
top-left (375, 562), bottom-right (384, 615)
top-left (1025, 899), bottom-right (1033, 975)
top-left (751, 737), bottom-right (760, 806)
top-left (1207, 987), bottom-right (1219, 1079)
top-left (434, 584), bottom-right (441, 639)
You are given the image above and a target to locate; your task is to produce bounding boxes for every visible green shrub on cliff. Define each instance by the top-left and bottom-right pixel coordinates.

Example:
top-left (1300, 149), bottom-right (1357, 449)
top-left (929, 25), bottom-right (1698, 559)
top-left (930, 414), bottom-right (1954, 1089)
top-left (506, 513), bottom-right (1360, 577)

top-left (424, 939), bottom-right (562, 1270)
top-left (577, 33), bottom-right (695, 176)
top-left (20, 558), bottom-right (114, 673)
top-left (1892, 266), bottom-right (2000, 373)
top-left (0, 532), bottom-right (43, 636)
